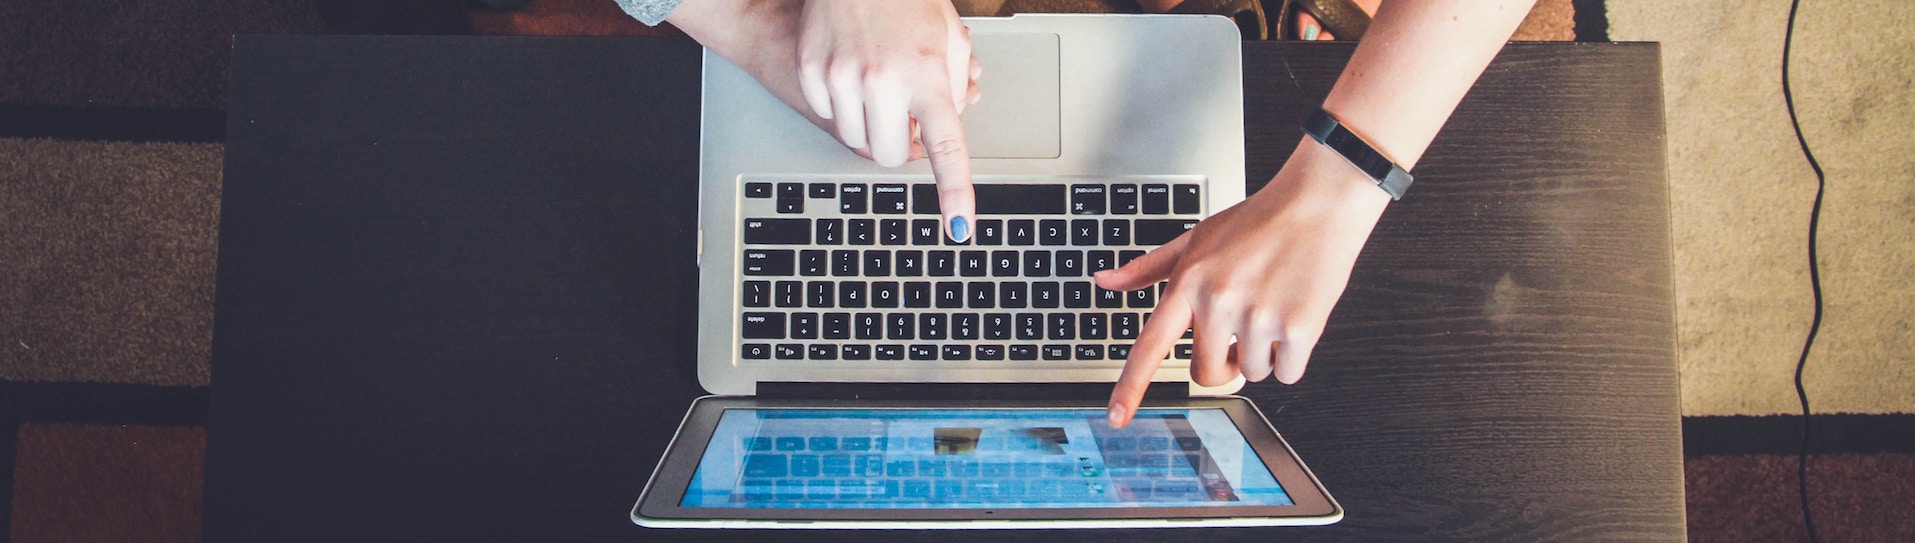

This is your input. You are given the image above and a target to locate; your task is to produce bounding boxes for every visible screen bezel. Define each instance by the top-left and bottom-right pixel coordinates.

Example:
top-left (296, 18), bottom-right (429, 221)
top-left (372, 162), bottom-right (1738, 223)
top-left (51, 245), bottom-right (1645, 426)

top-left (633, 396), bottom-right (1340, 527)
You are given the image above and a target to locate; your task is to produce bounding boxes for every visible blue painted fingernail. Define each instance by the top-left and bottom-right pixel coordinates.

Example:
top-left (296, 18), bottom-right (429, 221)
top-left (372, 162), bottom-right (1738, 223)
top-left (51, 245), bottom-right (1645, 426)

top-left (950, 216), bottom-right (971, 243)
top-left (1303, 23), bottom-right (1320, 41)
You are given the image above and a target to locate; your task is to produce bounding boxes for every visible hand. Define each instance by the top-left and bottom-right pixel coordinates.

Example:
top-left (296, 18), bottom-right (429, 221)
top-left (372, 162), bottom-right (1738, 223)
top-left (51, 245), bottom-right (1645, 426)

top-left (1099, 138), bottom-right (1392, 427)
top-left (796, 0), bottom-right (980, 240)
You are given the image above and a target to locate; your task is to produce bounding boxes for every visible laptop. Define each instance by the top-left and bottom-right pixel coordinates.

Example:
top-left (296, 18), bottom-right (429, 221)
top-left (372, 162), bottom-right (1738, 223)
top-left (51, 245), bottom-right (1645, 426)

top-left (634, 14), bottom-right (1341, 529)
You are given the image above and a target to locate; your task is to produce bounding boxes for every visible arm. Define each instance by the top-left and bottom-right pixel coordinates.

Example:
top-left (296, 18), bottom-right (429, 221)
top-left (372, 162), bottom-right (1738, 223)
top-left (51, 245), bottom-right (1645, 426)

top-left (1101, 0), bottom-right (1536, 426)
top-left (663, 0), bottom-right (981, 242)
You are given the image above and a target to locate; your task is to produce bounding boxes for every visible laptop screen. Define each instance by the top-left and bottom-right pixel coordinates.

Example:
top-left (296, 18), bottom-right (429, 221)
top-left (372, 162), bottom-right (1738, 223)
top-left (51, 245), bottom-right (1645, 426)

top-left (679, 408), bottom-right (1293, 509)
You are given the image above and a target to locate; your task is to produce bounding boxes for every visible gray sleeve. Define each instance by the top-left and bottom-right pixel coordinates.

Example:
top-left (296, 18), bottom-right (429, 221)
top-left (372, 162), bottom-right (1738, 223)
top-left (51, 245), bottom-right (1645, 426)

top-left (611, 0), bottom-right (684, 26)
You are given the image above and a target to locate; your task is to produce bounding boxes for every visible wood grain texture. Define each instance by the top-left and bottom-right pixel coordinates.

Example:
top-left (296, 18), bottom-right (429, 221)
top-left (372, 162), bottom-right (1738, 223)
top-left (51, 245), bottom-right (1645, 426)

top-left (208, 37), bottom-right (1678, 542)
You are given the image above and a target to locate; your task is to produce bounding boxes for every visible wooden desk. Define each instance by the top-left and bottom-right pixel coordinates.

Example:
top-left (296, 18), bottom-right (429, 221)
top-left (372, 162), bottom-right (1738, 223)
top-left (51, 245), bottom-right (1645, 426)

top-left (209, 36), bottom-right (1678, 542)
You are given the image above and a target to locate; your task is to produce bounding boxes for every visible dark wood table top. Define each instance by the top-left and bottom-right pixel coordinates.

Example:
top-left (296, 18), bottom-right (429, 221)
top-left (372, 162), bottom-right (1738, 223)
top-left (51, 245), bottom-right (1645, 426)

top-left (209, 35), bottom-right (1679, 542)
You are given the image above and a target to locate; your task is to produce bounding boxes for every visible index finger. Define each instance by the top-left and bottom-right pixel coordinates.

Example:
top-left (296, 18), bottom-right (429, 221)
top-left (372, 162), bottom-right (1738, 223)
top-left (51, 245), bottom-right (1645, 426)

top-left (911, 90), bottom-right (975, 242)
top-left (1108, 293), bottom-right (1193, 428)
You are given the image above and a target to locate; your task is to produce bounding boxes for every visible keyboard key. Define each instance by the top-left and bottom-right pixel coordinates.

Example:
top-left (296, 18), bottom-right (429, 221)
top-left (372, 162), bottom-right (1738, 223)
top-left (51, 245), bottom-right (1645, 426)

top-left (912, 219), bottom-right (940, 245)
top-left (984, 313), bottom-right (1012, 339)
top-left (1080, 313), bottom-right (1108, 339)
top-left (871, 281), bottom-right (899, 308)
top-left (745, 182), bottom-right (773, 198)
top-left (743, 281), bottom-right (770, 307)
top-left (977, 219), bottom-right (1004, 245)
top-left (1064, 282), bottom-right (1093, 308)
top-left (776, 182), bottom-right (805, 213)
top-left (1075, 345), bottom-right (1104, 360)
top-left (1119, 250), bottom-right (1146, 267)
top-left (1111, 184), bottom-right (1139, 214)
top-left (815, 218), bottom-right (842, 245)
top-left (919, 313), bottom-right (947, 339)
top-left (1032, 282), bottom-right (1060, 308)
top-left (1113, 313), bottom-right (1140, 340)
top-left (910, 344), bottom-right (938, 360)
top-left (1103, 219), bottom-right (1131, 246)
top-left (1016, 314), bottom-right (1043, 340)
top-left (959, 251), bottom-right (987, 277)
top-left (743, 343), bottom-right (771, 359)
top-left (1048, 314), bottom-right (1076, 340)
top-left (822, 455), bottom-right (852, 477)
top-left (975, 184), bottom-right (1068, 214)
top-left (1096, 286), bottom-right (1123, 309)
top-left (743, 218), bottom-right (809, 245)
top-left (843, 344), bottom-right (871, 360)
top-left (840, 183), bottom-right (867, 213)
top-left (790, 312), bottom-right (818, 339)
top-left (1071, 184), bottom-right (1107, 215)
top-left (775, 281), bottom-right (801, 308)
top-left (744, 454), bottom-right (788, 477)
top-left (928, 250), bottom-right (957, 276)
top-left (952, 313), bottom-right (979, 339)
top-left (991, 251), bottom-right (1019, 277)
top-left (808, 344), bottom-right (837, 360)
top-left (809, 182), bottom-right (835, 199)
top-left (999, 282), bottom-right (1028, 309)
top-left (1134, 219), bottom-right (1197, 245)
top-left (1010, 344), bottom-right (1039, 360)
top-left (876, 344), bottom-right (905, 360)
top-left (904, 282), bottom-right (932, 308)
top-left (854, 312), bottom-right (882, 339)
top-left (742, 249), bottom-right (794, 276)
top-left (1108, 344), bottom-right (1131, 359)
top-left (1174, 343), bottom-right (1193, 359)
top-left (807, 437), bottom-right (838, 451)
top-left (775, 344), bottom-right (803, 359)
top-left (967, 283), bottom-right (995, 308)
top-left (1022, 250), bottom-right (1052, 277)
top-left (1039, 219), bottom-right (1067, 246)
top-left (1071, 219), bottom-right (1099, 245)
top-left (977, 344), bottom-right (1005, 360)
top-left (1042, 345), bottom-right (1071, 360)
top-left (887, 313), bottom-right (915, 339)
top-left (1142, 184), bottom-right (1170, 214)
top-left (881, 219), bottom-right (908, 245)
top-left (942, 345), bottom-right (971, 360)
top-left (863, 250), bottom-right (891, 276)
top-left (1128, 286), bottom-right (1155, 308)
top-left (807, 281), bottom-right (835, 308)
top-left (1008, 219), bottom-right (1037, 245)
top-left (912, 184), bottom-right (940, 215)
top-left (1087, 250), bottom-right (1117, 273)
top-left (799, 250), bottom-right (826, 276)
top-left (839, 281), bottom-right (867, 308)
top-left (822, 312), bottom-right (850, 339)
top-left (849, 219), bottom-right (875, 245)
top-left (1055, 250), bottom-right (1083, 277)
top-left (1174, 184), bottom-right (1201, 214)
top-left (873, 184), bottom-right (908, 213)
top-left (896, 250), bottom-right (923, 276)
top-left (832, 250), bottom-right (858, 276)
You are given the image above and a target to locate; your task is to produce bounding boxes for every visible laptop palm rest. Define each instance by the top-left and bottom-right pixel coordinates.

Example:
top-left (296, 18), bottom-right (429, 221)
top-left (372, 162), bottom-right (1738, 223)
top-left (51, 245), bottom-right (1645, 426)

top-left (964, 32), bottom-right (1061, 159)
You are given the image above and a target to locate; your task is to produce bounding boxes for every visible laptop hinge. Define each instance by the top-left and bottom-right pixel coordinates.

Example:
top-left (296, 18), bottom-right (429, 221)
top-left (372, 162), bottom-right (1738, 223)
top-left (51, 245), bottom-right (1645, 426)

top-left (756, 382), bottom-right (1190, 401)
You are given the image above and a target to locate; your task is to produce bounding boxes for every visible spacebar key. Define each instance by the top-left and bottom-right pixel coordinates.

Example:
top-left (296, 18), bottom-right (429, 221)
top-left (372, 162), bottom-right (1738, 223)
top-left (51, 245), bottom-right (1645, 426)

top-left (974, 185), bottom-right (1067, 215)
top-left (1132, 219), bottom-right (1198, 246)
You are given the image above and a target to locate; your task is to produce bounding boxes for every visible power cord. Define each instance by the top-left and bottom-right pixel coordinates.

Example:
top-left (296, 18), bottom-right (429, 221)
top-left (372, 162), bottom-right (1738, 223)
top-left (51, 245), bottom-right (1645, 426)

top-left (1780, 0), bottom-right (1824, 541)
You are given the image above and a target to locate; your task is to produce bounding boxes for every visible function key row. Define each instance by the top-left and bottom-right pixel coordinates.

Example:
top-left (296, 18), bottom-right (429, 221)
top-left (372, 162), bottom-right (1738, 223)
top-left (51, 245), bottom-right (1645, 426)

top-left (744, 182), bottom-right (1202, 216)
top-left (741, 280), bottom-right (1164, 310)
top-left (739, 342), bottom-right (1196, 361)
top-left (742, 218), bottom-right (1196, 247)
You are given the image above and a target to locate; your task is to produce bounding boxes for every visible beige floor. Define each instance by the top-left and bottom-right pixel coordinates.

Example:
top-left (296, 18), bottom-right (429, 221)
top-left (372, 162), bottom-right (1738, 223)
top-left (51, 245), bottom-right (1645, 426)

top-left (1609, 0), bottom-right (1914, 416)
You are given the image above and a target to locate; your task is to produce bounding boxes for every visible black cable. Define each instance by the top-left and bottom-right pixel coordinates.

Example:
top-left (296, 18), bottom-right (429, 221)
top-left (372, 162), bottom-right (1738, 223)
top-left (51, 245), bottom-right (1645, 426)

top-left (1780, 0), bottom-right (1824, 542)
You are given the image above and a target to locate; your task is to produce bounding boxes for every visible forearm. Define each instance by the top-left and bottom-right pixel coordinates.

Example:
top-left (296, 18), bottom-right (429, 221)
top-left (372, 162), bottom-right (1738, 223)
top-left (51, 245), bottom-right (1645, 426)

top-left (1320, 0), bottom-right (1534, 170)
top-left (664, 0), bottom-right (832, 131)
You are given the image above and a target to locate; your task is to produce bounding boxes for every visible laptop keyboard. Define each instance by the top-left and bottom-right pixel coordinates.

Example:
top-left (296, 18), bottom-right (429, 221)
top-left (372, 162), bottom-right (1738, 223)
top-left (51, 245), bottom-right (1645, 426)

top-left (737, 177), bottom-right (1200, 363)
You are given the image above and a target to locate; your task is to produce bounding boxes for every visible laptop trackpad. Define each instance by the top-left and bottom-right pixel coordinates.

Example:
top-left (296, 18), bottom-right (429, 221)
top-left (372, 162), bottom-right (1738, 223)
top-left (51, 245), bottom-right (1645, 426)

top-left (963, 32), bottom-right (1061, 159)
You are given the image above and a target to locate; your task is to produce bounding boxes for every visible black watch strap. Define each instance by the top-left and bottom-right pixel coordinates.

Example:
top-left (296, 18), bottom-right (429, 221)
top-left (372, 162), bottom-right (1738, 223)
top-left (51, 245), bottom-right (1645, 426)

top-left (1301, 108), bottom-right (1413, 200)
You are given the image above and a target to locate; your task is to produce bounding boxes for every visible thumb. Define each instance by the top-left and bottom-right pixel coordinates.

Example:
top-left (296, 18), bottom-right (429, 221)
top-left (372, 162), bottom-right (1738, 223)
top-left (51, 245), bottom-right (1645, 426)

top-left (1093, 234), bottom-right (1189, 291)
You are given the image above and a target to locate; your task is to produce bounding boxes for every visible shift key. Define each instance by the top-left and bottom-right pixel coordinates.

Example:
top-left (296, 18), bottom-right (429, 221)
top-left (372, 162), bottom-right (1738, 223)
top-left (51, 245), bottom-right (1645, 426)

top-left (1132, 220), bottom-right (1198, 246)
top-left (742, 249), bottom-right (795, 276)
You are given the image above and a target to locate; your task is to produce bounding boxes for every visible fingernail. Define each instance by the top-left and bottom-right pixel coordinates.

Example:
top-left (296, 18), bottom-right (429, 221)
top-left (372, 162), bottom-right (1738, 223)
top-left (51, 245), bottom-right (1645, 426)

top-left (1303, 23), bottom-right (1320, 41)
top-left (1106, 404), bottom-right (1126, 427)
top-left (950, 215), bottom-right (971, 243)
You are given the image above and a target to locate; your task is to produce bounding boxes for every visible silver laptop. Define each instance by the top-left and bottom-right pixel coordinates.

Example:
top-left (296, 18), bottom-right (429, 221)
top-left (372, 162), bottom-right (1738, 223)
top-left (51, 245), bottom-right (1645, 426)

top-left (635, 14), bottom-right (1341, 529)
